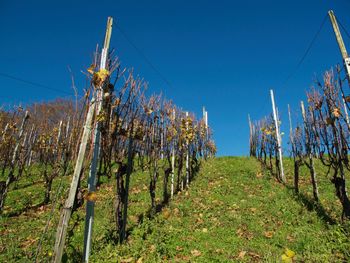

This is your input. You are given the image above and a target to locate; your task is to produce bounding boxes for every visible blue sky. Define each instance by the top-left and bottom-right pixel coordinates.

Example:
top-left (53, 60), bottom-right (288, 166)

top-left (0, 0), bottom-right (349, 156)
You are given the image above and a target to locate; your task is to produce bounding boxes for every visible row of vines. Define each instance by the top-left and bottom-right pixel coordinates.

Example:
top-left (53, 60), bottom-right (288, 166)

top-left (249, 67), bottom-right (350, 221)
top-left (0, 17), bottom-right (216, 261)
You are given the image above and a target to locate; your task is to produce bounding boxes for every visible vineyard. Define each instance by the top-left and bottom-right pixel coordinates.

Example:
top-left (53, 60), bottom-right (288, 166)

top-left (1, 7), bottom-right (350, 263)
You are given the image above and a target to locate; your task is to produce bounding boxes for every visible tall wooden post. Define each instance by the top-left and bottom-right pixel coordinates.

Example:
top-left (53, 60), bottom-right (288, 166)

top-left (342, 97), bottom-right (350, 129)
top-left (248, 114), bottom-right (253, 156)
top-left (52, 100), bottom-right (95, 263)
top-left (185, 111), bottom-right (189, 188)
top-left (160, 115), bottom-right (164, 159)
top-left (83, 17), bottom-right (113, 262)
top-left (270, 89), bottom-right (285, 183)
top-left (202, 107), bottom-right (206, 158)
top-left (287, 105), bottom-right (294, 148)
top-left (203, 108), bottom-right (208, 158)
top-left (0, 123), bottom-right (8, 144)
top-left (171, 109), bottom-right (175, 198)
top-left (328, 10), bottom-right (350, 83)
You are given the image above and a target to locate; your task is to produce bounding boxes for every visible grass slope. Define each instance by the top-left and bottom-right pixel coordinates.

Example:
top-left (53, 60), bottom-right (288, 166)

top-left (1, 157), bottom-right (350, 262)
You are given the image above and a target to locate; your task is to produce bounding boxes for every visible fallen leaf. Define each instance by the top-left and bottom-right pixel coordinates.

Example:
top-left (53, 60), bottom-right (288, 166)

top-left (238, 250), bottom-right (246, 259)
top-left (264, 231), bottom-right (274, 238)
top-left (191, 249), bottom-right (201, 257)
top-left (121, 257), bottom-right (133, 263)
top-left (284, 248), bottom-right (296, 258)
top-left (150, 244), bottom-right (156, 253)
top-left (281, 254), bottom-right (292, 262)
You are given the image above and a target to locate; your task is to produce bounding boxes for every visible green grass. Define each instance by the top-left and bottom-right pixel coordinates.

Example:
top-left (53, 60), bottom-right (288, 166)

top-left (1, 157), bottom-right (350, 262)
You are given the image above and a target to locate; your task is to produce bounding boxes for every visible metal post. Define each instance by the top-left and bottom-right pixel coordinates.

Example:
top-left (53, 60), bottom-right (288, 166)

top-left (270, 89), bottom-right (285, 183)
top-left (83, 16), bottom-right (113, 262)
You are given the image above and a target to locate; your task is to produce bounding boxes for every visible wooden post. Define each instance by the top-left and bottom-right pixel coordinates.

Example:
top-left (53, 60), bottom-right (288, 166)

top-left (205, 111), bottom-right (209, 157)
top-left (171, 109), bottom-right (175, 198)
top-left (160, 115), bottom-right (164, 159)
top-left (328, 10), bottom-right (350, 83)
top-left (248, 114), bottom-right (253, 156)
top-left (52, 99), bottom-right (95, 263)
top-left (287, 105), bottom-right (294, 148)
top-left (270, 89), bottom-right (285, 183)
top-left (83, 16), bottom-right (113, 262)
top-left (185, 112), bottom-right (189, 188)
top-left (342, 97), bottom-right (350, 129)
top-left (202, 107), bottom-right (206, 158)
top-left (0, 123), bottom-right (8, 144)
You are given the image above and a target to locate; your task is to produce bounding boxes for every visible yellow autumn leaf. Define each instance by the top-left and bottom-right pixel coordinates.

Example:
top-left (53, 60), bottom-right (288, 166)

top-left (96, 68), bottom-right (110, 80)
top-left (87, 64), bottom-right (96, 74)
top-left (281, 254), bottom-right (292, 262)
top-left (92, 68), bottom-right (110, 86)
top-left (284, 248), bottom-right (295, 258)
top-left (85, 192), bottom-right (97, 202)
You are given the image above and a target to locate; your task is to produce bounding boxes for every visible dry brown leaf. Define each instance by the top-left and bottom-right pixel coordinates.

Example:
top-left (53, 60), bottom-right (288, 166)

top-left (176, 246), bottom-right (183, 251)
top-left (150, 244), bottom-right (156, 253)
top-left (121, 257), bottom-right (133, 263)
top-left (264, 231), bottom-right (274, 238)
top-left (191, 249), bottom-right (201, 257)
top-left (238, 250), bottom-right (247, 259)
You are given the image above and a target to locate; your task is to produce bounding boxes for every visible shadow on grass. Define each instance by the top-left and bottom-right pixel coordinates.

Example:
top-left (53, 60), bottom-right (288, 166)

top-left (4, 201), bottom-right (47, 217)
top-left (257, 158), bottom-right (336, 225)
top-left (285, 185), bottom-right (336, 225)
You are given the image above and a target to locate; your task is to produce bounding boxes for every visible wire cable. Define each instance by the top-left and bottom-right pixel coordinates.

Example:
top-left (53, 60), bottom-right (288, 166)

top-left (338, 18), bottom-right (350, 41)
top-left (282, 14), bottom-right (328, 86)
top-left (0, 72), bottom-right (75, 96)
top-left (115, 24), bottom-right (173, 89)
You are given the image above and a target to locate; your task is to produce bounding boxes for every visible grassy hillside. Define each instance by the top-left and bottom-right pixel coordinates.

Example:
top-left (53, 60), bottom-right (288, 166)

top-left (1, 157), bottom-right (350, 262)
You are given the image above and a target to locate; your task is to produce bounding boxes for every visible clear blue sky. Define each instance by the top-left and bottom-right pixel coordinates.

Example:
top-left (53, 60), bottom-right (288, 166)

top-left (0, 0), bottom-right (349, 156)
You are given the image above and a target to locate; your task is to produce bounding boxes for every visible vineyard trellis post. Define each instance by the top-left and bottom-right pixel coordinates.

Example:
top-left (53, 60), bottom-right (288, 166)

top-left (342, 98), bottom-right (350, 129)
top-left (203, 106), bottom-right (207, 158)
top-left (270, 89), bottom-right (285, 183)
top-left (52, 99), bottom-right (96, 263)
top-left (185, 111), bottom-right (189, 188)
top-left (328, 10), bottom-right (350, 84)
top-left (160, 114), bottom-right (164, 159)
top-left (287, 105), bottom-right (294, 150)
top-left (0, 123), bottom-right (9, 144)
top-left (171, 108), bottom-right (175, 198)
top-left (248, 114), bottom-right (253, 156)
top-left (205, 110), bottom-right (208, 157)
top-left (83, 16), bottom-right (113, 262)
